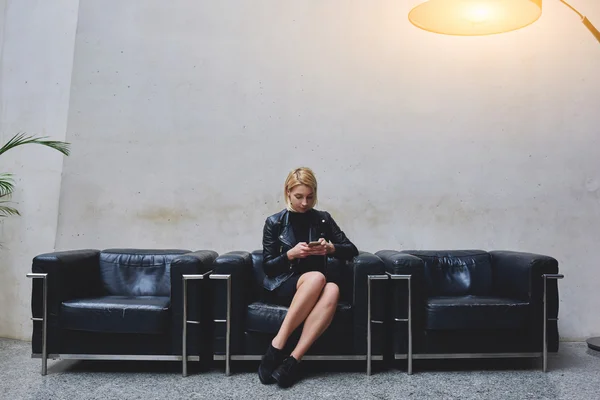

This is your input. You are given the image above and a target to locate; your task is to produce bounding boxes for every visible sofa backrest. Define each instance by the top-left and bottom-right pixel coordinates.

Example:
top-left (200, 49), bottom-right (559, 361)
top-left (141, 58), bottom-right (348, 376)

top-left (99, 249), bottom-right (190, 296)
top-left (401, 250), bottom-right (493, 297)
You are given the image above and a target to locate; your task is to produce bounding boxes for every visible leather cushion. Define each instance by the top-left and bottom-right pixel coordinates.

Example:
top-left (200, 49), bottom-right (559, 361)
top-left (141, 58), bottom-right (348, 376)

top-left (402, 250), bottom-right (493, 296)
top-left (99, 249), bottom-right (190, 296)
top-left (251, 251), bottom-right (267, 299)
top-left (245, 301), bottom-right (353, 334)
top-left (61, 296), bottom-right (171, 334)
top-left (425, 295), bottom-right (530, 330)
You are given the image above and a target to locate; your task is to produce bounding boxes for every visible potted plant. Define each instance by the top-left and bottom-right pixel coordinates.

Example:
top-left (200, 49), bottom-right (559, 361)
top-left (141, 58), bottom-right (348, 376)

top-left (0, 133), bottom-right (70, 217)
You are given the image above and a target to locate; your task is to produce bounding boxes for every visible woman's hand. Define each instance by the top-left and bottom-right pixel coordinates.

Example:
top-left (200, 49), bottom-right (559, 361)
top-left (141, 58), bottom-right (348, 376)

top-left (309, 238), bottom-right (335, 256)
top-left (287, 242), bottom-right (312, 260)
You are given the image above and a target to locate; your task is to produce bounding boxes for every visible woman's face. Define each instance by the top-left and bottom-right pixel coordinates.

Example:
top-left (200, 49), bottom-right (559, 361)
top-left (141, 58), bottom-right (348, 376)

top-left (288, 184), bottom-right (315, 213)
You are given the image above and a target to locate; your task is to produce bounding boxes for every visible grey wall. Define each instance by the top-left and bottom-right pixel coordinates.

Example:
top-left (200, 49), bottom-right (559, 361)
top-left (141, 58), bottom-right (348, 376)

top-left (0, 0), bottom-right (79, 339)
top-left (1, 0), bottom-right (599, 341)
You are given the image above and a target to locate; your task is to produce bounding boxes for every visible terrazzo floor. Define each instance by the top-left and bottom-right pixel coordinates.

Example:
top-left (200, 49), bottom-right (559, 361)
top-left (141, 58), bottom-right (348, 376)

top-left (1, 339), bottom-right (598, 399)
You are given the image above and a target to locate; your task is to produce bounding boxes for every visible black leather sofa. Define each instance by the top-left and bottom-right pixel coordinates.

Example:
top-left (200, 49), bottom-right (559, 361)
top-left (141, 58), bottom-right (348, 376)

top-left (27, 246), bottom-right (565, 376)
top-left (28, 248), bottom-right (218, 376)
top-left (209, 250), bottom-right (388, 375)
top-left (376, 249), bottom-right (563, 374)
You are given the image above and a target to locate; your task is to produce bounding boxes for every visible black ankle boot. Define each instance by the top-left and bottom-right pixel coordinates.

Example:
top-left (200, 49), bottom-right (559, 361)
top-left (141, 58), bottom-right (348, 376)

top-left (258, 344), bottom-right (285, 384)
top-left (272, 356), bottom-right (300, 388)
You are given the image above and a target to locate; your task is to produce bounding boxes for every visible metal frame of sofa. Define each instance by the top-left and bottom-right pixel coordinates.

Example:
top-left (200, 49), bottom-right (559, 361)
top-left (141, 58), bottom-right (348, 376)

top-left (27, 247), bottom-right (566, 377)
top-left (208, 250), bottom-right (388, 376)
top-left (27, 248), bottom-right (218, 376)
top-left (378, 250), bottom-right (564, 374)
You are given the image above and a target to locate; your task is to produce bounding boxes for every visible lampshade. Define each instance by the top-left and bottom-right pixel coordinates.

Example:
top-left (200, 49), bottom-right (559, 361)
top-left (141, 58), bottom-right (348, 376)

top-left (408, 0), bottom-right (543, 36)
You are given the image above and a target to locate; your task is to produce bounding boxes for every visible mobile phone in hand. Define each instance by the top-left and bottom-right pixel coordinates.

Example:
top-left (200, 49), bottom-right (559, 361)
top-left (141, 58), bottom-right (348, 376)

top-left (307, 241), bottom-right (321, 247)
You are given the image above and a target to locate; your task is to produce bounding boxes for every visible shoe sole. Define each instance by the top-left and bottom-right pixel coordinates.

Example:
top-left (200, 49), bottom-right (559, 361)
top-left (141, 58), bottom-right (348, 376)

top-left (271, 370), bottom-right (291, 388)
top-left (258, 368), bottom-right (276, 385)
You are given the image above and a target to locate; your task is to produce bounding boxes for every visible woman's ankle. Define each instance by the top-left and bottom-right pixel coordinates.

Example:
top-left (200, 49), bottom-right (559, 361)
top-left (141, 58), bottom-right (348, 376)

top-left (271, 337), bottom-right (285, 350)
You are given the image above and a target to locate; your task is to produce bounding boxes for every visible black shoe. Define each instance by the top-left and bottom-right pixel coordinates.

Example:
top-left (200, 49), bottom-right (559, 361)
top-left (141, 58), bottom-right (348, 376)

top-left (272, 356), bottom-right (300, 388)
top-left (258, 344), bottom-right (285, 384)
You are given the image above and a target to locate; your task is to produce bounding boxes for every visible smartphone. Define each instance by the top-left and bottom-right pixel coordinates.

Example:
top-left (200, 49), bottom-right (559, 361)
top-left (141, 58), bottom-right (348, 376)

top-left (307, 241), bottom-right (321, 247)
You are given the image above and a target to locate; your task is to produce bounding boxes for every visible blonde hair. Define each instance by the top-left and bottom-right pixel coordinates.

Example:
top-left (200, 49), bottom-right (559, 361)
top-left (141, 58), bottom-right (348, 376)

top-left (284, 167), bottom-right (318, 211)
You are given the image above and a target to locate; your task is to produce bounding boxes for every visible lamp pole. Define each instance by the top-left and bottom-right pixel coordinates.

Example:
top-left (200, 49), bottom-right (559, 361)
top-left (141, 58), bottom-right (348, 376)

top-left (560, 1), bottom-right (600, 351)
top-left (560, 0), bottom-right (600, 43)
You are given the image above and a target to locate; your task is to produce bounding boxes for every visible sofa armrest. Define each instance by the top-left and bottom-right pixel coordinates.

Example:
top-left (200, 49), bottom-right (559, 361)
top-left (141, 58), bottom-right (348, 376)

top-left (375, 250), bottom-right (426, 354)
top-left (170, 250), bottom-right (218, 357)
top-left (490, 251), bottom-right (561, 352)
top-left (31, 249), bottom-right (102, 314)
top-left (376, 250), bottom-right (424, 276)
top-left (30, 249), bottom-right (101, 354)
top-left (350, 251), bottom-right (386, 354)
top-left (211, 251), bottom-right (253, 355)
top-left (489, 251), bottom-right (558, 302)
top-left (375, 250), bottom-right (425, 315)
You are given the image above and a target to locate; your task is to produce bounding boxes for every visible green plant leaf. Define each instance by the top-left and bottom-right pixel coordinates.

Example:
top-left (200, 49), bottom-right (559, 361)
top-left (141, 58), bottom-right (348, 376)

top-left (0, 133), bottom-right (70, 220)
top-left (0, 174), bottom-right (15, 198)
top-left (0, 202), bottom-right (20, 217)
top-left (0, 132), bottom-right (70, 156)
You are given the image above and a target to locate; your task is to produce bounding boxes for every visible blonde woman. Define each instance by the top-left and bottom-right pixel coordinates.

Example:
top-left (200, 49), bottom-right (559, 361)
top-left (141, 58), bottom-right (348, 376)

top-left (258, 167), bottom-right (358, 388)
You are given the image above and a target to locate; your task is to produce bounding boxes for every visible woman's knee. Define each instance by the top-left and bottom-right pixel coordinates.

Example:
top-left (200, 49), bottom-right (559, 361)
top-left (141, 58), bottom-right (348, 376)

top-left (300, 271), bottom-right (326, 289)
top-left (322, 283), bottom-right (340, 308)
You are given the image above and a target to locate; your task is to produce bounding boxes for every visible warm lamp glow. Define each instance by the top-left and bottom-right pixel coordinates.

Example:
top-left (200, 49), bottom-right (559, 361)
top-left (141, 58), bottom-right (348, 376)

top-left (464, 5), bottom-right (494, 24)
top-left (408, 0), bottom-right (543, 36)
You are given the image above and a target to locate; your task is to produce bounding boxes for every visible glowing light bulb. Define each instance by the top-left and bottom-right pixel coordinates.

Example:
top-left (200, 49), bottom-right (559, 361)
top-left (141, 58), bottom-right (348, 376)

top-left (464, 4), bottom-right (493, 24)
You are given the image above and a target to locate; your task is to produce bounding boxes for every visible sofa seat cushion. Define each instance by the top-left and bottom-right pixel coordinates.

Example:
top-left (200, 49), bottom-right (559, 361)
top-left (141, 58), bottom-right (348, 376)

top-left (61, 296), bottom-right (171, 334)
top-left (246, 301), bottom-right (353, 334)
top-left (425, 296), bottom-right (530, 331)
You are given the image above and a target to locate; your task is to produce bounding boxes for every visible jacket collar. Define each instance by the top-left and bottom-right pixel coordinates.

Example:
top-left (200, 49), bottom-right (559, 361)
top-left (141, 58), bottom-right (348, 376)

top-left (278, 209), bottom-right (322, 247)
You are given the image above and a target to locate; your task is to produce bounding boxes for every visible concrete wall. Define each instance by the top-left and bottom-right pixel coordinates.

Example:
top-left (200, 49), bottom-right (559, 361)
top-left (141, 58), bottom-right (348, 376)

top-left (0, 0), bottom-right (79, 339)
top-left (2, 0), bottom-right (599, 341)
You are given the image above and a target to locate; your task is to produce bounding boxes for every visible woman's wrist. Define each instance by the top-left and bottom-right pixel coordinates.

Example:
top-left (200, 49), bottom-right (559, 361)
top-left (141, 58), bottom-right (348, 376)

top-left (327, 242), bottom-right (336, 254)
top-left (287, 250), bottom-right (294, 261)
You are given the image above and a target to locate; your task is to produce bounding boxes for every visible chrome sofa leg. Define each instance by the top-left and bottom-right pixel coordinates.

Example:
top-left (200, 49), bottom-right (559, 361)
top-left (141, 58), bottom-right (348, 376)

top-left (27, 273), bottom-right (48, 376)
top-left (181, 271), bottom-right (211, 377)
top-left (367, 274), bottom-right (388, 375)
top-left (542, 273), bottom-right (564, 372)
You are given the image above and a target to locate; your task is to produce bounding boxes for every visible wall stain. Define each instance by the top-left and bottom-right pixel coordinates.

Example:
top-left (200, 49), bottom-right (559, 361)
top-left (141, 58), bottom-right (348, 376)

top-left (136, 207), bottom-right (196, 224)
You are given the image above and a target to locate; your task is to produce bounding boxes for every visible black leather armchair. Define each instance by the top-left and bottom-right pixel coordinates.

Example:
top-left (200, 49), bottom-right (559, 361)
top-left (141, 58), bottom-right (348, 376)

top-left (376, 249), bottom-right (563, 374)
top-left (28, 248), bottom-right (218, 375)
top-left (209, 250), bottom-right (387, 375)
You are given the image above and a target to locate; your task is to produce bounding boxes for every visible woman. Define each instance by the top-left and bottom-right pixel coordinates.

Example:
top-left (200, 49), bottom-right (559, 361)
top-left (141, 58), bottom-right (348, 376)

top-left (258, 167), bottom-right (358, 388)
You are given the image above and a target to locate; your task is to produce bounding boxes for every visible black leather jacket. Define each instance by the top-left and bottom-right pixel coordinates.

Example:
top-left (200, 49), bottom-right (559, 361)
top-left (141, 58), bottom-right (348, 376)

top-left (262, 208), bottom-right (358, 291)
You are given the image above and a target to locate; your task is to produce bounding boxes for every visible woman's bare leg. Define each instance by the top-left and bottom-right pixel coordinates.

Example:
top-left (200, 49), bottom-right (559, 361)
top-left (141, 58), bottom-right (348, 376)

top-left (271, 271), bottom-right (326, 350)
top-left (291, 282), bottom-right (339, 360)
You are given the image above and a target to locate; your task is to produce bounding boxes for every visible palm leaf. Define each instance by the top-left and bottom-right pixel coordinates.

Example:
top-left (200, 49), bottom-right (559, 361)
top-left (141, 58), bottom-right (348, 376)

top-left (0, 132), bottom-right (70, 156)
top-left (0, 174), bottom-right (15, 198)
top-left (0, 202), bottom-right (20, 217)
top-left (0, 133), bottom-right (70, 219)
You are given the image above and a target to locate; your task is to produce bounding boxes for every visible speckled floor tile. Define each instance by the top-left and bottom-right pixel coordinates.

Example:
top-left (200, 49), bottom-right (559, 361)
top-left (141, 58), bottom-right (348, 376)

top-left (0, 339), bottom-right (598, 399)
